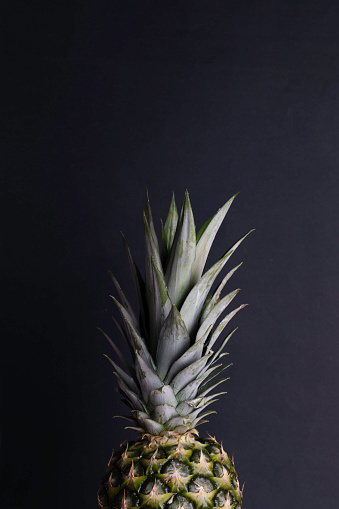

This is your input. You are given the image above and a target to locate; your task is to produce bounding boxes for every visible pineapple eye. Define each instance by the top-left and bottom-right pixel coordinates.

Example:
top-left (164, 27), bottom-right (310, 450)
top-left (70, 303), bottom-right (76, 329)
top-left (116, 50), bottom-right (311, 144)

top-left (142, 447), bottom-right (167, 459)
top-left (213, 462), bottom-right (224, 478)
top-left (188, 476), bottom-right (214, 493)
top-left (113, 490), bottom-right (139, 508)
top-left (160, 459), bottom-right (192, 477)
top-left (97, 486), bottom-right (109, 507)
top-left (205, 444), bottom-right (221, 455)
top-left (190, 449), bottom-right (212, 463)
top-left (140, 477), bottom-right (167, 495)
top-left (166, 495), bottom-right (194, 509)
top-left (122, 462), bottom-right (144, 477)
top-left (214, 489), bottom-right (228, 507)
top-left (105, 467), bottom-right (122, 487)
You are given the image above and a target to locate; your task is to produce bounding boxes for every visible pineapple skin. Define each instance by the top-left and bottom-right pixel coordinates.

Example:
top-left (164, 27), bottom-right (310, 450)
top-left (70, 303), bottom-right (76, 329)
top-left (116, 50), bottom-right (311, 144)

top-left (98, 434), bottom-right (242, 509)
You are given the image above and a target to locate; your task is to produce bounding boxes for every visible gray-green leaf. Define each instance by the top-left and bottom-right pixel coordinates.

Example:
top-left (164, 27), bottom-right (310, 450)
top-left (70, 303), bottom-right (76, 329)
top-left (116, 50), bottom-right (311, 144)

top-left (156, 305), bottom-right (191, 380)
top-left (165, 191), bottom-right (196, 308)
top-left (190, 194), bottom-right (237, 285)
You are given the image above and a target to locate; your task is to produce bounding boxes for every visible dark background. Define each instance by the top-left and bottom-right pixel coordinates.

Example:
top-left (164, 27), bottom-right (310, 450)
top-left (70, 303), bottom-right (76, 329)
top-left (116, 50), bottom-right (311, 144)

top-left (2, 1), bottom-right (339, 508)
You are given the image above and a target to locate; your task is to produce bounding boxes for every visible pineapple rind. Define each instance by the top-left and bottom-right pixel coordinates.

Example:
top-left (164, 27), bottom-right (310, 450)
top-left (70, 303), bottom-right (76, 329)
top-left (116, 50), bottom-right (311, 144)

top-left (98, 436), bottom-right (242, 509)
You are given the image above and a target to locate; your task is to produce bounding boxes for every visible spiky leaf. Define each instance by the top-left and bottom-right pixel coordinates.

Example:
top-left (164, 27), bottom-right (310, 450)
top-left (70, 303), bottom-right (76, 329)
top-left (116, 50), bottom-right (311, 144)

top-left (180, 231), bottom-right (253, 335)
top-left (156, 305), bottom-right (191, 379)
top-left (161, 193), bottom-right (178, 265)
top-left (165, 191), bottom-right (196, 308)
top-left (191, 194), bottom-right (237, 285)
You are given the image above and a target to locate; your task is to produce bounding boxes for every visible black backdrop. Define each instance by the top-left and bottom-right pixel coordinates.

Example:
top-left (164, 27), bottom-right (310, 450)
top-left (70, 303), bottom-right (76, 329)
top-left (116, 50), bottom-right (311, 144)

top-left (2, 1), bottom-right (339, 508)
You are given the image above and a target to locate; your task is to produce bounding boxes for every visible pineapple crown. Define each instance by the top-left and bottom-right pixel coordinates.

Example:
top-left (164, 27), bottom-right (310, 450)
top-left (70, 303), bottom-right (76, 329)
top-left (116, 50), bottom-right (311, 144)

top-left (100, 191), bottom-right (252, 436)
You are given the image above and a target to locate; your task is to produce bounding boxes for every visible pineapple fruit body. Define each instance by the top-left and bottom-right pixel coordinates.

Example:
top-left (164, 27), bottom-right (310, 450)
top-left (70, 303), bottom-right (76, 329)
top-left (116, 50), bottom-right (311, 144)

top-left (98, 433), bottom-right (242, 509)
top-left (98, 192), bottom-right (251, 508)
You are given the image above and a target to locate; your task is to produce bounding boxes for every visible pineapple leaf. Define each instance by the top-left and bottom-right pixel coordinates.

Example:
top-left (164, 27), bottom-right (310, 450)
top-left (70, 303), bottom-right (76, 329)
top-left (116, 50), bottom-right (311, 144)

top-left (135, 351), bottom-right (163, 403)
top-left (165, 415), bottom-right (192, 429)
top-left (191, 411), bottom-right (217, 428)
top-left (97, 327), bottom-right (132, 373)
top-left (124, 426), bottom-right (146, 433)
top-left (152, 404), bottom-right (178, 424)
top-left (198, 377), bottom-right (230, 397)
top-left (109, 313), bottom-right (135, 360)
top-left (148, 385), bottom-right (178, 407)
top-left (180, 230), bottom-right (254, 335)
top-left (131, 410), bottom-right (150, 422)
top-left (165, 191), bottom-right (196, 308)
top-left (196, 288), bottom-right (240, 344)
top-left (164, 331), bottom-right (210, 384)
top-left (171, 351), bottom-right (213, 395)
top-left (190, 194), bottom-right (237, 285)
top-left (156, 305), bottom-right (191, 380)
top-left (121, 233), bottom-right (148, 335)
top-left (114, 372), bottom-right (145, 411)
top-left (109, 271), bottom-right (138, 330)
top-left (196, 217), bottom-right (212, 245)
top-left (111, 296), bottom-right (155, 370)
top-left (206, 305), bottom-right (246, 352)
top-left (186, 400), bottom-right (219, 421)
top-left (161, 193), bottom-right (178, 266)
top-left (104, 354), bottom-right (140, 395)
top-left (175, 365), bottom-right (219, 403)
top-left (113, 415), bottom-right (138, 424)
top-left (200, 263), bottom-right (243, 322)
top-left (145, 190), bottom-right (159, 251)
top-left (136, 416), bottom-right (165, 435)
top-left (144, 213), bottom-right (171, 355)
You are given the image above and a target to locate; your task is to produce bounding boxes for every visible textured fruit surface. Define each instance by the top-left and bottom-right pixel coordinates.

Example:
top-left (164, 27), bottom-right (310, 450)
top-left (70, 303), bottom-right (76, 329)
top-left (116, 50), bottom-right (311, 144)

top-left (98, 433), bottom-right (242, 508)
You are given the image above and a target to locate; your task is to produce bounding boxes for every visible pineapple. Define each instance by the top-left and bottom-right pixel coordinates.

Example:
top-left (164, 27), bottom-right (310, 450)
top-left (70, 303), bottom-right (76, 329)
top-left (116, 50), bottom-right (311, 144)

top-left (98, 191), bottom-right (252, 509)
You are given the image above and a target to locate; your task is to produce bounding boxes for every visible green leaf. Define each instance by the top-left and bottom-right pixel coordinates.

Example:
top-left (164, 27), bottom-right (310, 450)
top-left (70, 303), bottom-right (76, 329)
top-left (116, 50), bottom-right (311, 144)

top-left (121, 233), bottom-right (148, 336)
top-left (190, 194), bottom-right (237, 285)
top-left (104, 354), bottom-right (140, 395)
top-left (144, 213), bottom-right (171, 356)
top-left (156, 305), bottom-right (191, 380)
top-left (207, 328), bottom-right (238, 365)
top-left (196, 217), bottom-right (212, 245)
top-left (165, 415), bottom-right (192, 429)
top-left (164, 330), bottom-right (210, 384)
top-left (152, 404), bottom-right (178, 424)
top-left (197, 365), bottom-right (231, 397)
top-left (198, 378), bottom-right (229, 398)
top-left (98, 327), bottom-right (132, 373)
top-left (206, 305), bottom-right (246, 352)
top-left (175, 364), bottom-right (224, 403)
top-left (186, 399), bottom-right (219, 421)
top-left (200, 263), bottom-right (242, 323)
top-left (135, 415), bottom-right (165, 435)
top-left (180, 230), bottom-right (253, 336)
top-left (135, 351), bottom-right (163, 404)
top-left (145, 190), bottom-right (159, 251)
top-left (114, 372), bottom-right (145, 411)
top-left (131, 410), bottom-right (149, 420)
top-left (108, 271), bottom-right (138, 330)
top-left (171, 351), bottom-right (213, 395)
top-left (161, 193), bottom-right (178, 266)
top-left (191, 411), bottom-right (217, 429)
top-left (165, 191), bottom-right (196, 308)
top-left (114, 415), bottom-right (139, 424)
top-left (112, 296), bottom-right (155, 370)
top-left (148, 385), bottom-right (178, 407)
top-left (196, 289), bottom-right (240, 344)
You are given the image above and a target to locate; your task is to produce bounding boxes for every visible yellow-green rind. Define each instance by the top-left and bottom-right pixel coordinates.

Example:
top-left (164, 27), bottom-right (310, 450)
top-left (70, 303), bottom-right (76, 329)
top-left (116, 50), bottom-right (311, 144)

top-left (98, 435), bottom-right (242, 509)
